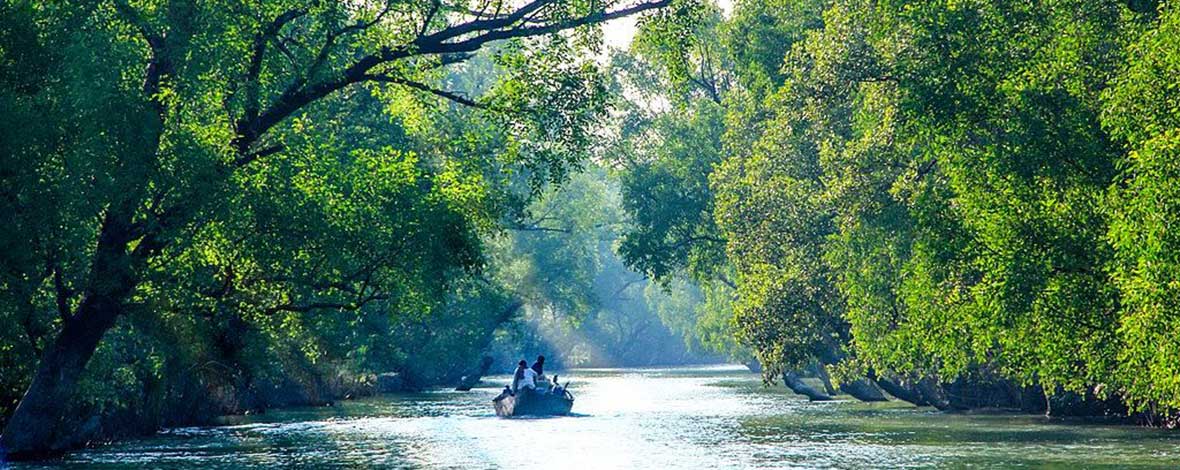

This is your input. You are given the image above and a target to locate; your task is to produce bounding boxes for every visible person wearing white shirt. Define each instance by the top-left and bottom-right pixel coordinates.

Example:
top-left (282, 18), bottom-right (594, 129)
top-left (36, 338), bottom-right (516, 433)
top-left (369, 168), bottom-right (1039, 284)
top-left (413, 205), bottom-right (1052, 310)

top-left (511, 360), bottom-right (537, 394)
top-left (520, 365), bottom-right (537, 391)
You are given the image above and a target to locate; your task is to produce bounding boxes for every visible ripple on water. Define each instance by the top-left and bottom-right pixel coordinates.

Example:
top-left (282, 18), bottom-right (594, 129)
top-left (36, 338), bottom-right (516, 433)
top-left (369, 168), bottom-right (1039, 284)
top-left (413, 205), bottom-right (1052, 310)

top-left (14, 365), bottom-right (1180, 469)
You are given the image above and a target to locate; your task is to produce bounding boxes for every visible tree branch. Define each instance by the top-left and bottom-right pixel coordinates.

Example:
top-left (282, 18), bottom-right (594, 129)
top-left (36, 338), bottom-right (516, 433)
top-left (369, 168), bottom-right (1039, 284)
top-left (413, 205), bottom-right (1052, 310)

top-left (304, 1), bottom-right (395, 89)
top-left (233, 0), bottom-right (671, 162)
top-left (52, 263), bottom-right (71, 322)
top-left (245, 8), bottom-right (309, 123)
top-left (363, 74), bottom-right (487, 108)
top-left (420, 0), bottom-right (442, 36)
top-left (263, 292), bottom-right (389, 315)
top-left (612, 276), bottom-right (647, 299)
top-left (234, 143), bottom-right (285, 167)
top-left (509, 224), bottom-right (572, 233)
top-left (111, 0), bottom-right (163, 52)
top-left (111, 0), bottom-right (171, 117)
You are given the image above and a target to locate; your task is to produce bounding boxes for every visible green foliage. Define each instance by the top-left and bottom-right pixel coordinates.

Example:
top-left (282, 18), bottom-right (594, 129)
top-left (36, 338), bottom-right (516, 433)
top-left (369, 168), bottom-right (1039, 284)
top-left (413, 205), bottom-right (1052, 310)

top-left (0, 0), bottom-right (672, 442)
top-left (616, 98), bottom-right (728, 282)
top-left (605, 3), bottom-right (758, 364)
top-left (487, 168), bottom-right (712, 368)
top-left (7, 0), bottom-right (1180, 443)
top-left (486, 38), bottom-right (612, 193)
top-left (619, 0), bottom-right (1180, 416)
top-left (1105, 4), bottom-right (1180, 412)
top-left (709, 0), bottom-right (1138, 387)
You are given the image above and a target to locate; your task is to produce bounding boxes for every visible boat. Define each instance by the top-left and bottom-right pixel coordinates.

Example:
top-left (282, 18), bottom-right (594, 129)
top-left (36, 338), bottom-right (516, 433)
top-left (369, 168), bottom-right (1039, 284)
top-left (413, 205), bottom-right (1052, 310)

top-left (493, 387), bottom-right (575, 417)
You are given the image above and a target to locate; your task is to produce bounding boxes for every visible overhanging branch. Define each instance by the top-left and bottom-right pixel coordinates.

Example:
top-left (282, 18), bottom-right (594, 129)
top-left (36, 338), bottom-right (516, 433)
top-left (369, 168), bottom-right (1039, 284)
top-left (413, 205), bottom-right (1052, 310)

top-left (263, 292), bottom-right (389, 315)
top-left (363, 74), bottom-right (487, 109)
top-left (233, 0), bottom-right (672, 164)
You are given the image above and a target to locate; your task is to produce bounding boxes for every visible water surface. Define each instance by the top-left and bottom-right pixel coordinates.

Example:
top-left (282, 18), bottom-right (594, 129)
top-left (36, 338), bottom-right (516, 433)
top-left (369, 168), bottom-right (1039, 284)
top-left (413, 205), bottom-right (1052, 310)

top-left (13, 365), bottom-right (1180, 468)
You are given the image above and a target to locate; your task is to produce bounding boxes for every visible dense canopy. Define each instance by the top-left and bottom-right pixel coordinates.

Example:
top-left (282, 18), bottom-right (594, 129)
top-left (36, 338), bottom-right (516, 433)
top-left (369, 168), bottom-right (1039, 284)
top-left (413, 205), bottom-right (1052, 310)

top-left (614, 0), bottom-right (1180, 421)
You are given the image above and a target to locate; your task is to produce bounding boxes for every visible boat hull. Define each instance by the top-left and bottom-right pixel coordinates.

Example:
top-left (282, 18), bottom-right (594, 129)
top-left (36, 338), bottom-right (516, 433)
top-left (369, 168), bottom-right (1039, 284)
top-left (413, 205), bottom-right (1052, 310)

top-left (493, 389), bottom-right (574, 417)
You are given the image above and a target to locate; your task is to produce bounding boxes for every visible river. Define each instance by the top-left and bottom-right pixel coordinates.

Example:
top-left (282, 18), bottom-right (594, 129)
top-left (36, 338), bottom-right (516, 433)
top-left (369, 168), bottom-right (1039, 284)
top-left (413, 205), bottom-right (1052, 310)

top-left (11, 365), bottom-right (1180, 469)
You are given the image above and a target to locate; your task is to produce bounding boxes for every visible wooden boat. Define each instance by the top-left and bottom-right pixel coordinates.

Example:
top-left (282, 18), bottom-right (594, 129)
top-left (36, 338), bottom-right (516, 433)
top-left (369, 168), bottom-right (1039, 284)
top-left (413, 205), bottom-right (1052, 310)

top-left (493, 388), bottom-right (574, 417)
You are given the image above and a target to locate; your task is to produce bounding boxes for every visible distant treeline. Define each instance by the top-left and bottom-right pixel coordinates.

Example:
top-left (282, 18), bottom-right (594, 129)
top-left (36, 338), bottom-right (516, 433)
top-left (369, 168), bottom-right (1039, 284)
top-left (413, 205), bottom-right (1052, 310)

top-left (611, 0), bottom-right (1180, 422)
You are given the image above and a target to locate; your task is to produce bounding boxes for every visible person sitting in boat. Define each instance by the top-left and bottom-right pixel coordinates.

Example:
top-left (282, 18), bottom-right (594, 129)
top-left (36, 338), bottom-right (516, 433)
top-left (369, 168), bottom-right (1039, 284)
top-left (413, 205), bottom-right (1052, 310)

top-left (511, 361), bottom-right (526, 392)
top-left (533, 355), bottom-right (558, 391)
top-left (512, 360), bottom-right (537, 394)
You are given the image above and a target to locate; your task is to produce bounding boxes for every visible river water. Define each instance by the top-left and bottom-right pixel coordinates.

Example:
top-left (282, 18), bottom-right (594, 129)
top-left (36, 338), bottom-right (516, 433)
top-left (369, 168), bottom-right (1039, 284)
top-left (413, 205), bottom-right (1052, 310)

top-left (12, 365), bottom-right (1180, 469)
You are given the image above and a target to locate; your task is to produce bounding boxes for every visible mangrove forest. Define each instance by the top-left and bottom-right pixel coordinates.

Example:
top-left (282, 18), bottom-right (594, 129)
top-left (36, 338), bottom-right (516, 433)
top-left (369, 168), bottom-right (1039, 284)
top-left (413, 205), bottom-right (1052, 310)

top-left (3, 0), bottom-right (1180, 465)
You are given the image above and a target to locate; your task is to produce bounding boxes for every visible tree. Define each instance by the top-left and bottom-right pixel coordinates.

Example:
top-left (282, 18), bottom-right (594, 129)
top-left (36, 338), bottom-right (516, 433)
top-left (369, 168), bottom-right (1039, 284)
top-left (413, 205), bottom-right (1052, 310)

top-left (610, 3), bottom-right (731, 283)
top-left (607, 2), bottom-right (748, 361)
top-left (486, 167), bottom-right (710, 368)
top-left (0, 0), bottom-right (673, 457)
top-left (613, 0), bottom-right (1180, 415)
top-left (1104, 2), bottom-right (1180, 414)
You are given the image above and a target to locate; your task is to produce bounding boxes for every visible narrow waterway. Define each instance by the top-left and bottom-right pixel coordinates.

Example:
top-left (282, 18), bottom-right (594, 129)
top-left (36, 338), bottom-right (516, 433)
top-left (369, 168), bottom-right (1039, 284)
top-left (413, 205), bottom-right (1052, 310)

top-left (14, 365), bottom-right (1180, 468)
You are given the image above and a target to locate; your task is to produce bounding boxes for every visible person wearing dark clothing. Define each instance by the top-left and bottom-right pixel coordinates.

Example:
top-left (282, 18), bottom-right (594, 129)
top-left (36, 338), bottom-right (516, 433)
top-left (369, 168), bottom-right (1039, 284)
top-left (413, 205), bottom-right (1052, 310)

top-left (531, 355), bottom-right (545, 376)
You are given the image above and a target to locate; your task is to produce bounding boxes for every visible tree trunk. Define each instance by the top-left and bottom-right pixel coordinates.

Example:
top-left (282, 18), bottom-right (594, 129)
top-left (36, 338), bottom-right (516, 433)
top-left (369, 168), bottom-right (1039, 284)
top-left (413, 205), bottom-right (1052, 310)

top-left (812, 363), bottom-right (838, 396)
top-left (1045, 387), bottom-right (1127, 418)
top-left (455, 356), bottom-right (496, 391)
top-left (744, 360), bottom-right (763, 374)
top-left (808, 343), bottom-right (885, 402)
top-left (1, 209), bottom-right (138, 459)
top-left (915, 377), bottom-right (954, 411)
top-left (783, 371), bottom-right (832, 401)
top-left (871, 374), bottom-right (930, 406)
top-left (840, 378), bottom-right (889, 402)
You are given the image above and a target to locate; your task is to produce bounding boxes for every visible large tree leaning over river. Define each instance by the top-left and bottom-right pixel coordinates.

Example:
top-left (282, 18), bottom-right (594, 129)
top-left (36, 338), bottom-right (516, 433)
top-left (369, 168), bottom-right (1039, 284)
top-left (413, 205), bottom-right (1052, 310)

top-left (0, 0), bottom-right (671, 457)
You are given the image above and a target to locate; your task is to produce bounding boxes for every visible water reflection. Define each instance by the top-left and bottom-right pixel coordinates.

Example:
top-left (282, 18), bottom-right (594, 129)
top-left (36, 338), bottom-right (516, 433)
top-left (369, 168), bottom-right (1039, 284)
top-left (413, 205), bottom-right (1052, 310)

top-left (14, 365), bottom-right (1180, 469)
